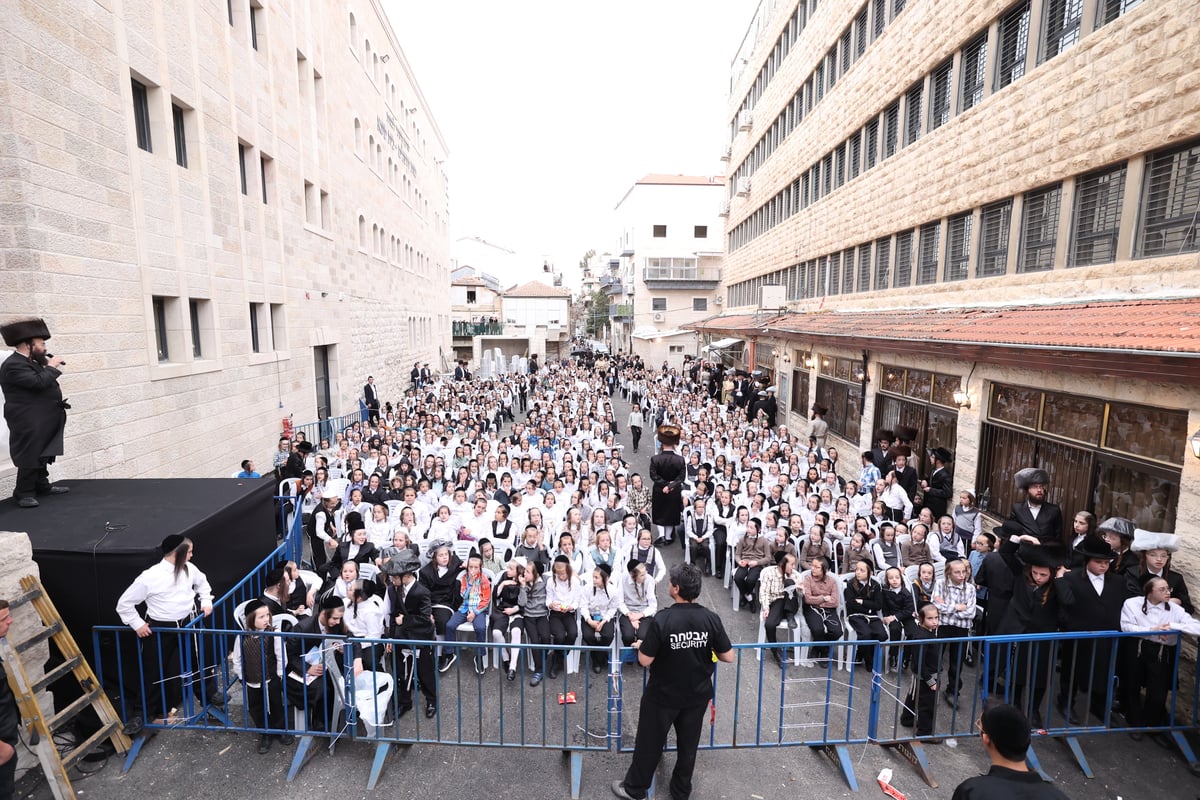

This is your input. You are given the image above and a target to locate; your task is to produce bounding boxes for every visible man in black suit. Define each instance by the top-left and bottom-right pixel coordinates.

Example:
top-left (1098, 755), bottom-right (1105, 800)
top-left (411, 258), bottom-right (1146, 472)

top-left (870, 428), bottom-right (894, 475)
top-left (282, 440), bottom-right (312, 480)
top-left (1054, 535), bottom-right (1133, 724)
top-left (920, 447), bottom-right (954, 519)
top-left (410, 361), bottom-right (421, 390)
top-left (453, 361), bottom-right (469, 381)
top-left (363, 376), bottom-right (379, 424)
top-left (384, 553), bottom-right (438, 718)
top-left (998, 467), bottom-right (1065, 564)
top-left (891, 449), bottom-right (919, 503)
top-left (284, 596), bottom-right (350, 731)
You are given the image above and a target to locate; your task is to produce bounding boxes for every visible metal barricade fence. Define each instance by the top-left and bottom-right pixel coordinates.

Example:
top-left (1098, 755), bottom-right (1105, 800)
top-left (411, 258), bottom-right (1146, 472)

top-left (293, 407), bottom-right (366, 447)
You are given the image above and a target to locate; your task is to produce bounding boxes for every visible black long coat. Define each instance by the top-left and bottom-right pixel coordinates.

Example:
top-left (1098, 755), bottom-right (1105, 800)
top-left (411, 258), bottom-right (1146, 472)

top-left (649, 449), bottom-right (686, 527)
top-left (0, 351), bottom-right (67, 468)
top-left (1000, 501), bottom-right (1065, 563)
top-left (1055, 567), bottom-right (1133, 691)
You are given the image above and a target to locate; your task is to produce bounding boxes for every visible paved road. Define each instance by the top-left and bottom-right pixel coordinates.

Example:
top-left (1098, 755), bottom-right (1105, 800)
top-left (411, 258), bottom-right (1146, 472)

top-left (14, 382), bottom-right (1200, 799)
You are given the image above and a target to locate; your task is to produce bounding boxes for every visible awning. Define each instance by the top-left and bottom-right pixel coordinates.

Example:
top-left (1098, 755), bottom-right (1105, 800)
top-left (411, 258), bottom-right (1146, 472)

top-left (702, 336), bottom-right (743, 351)
top-left (631, 328), bottom-right (693, 340)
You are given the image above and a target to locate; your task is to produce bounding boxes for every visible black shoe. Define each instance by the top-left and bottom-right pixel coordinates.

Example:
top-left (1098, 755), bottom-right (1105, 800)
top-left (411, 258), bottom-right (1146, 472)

top-left (1129, 731), bottom-right (1144, 741)
top-left (17, 497), bottom-right (38, 508)
top-left (529, 672), bottom-right (543, 687)
top-left (425, 703), bottom-right (437, 719)
top-left (473, 654), bottom-right (486, 675)
top-left (771, 649), bottom-right (785, 668)
top-left (963, 654), bottom-right (975, 668)
top-left (943, 693), bottom-right (959, 711)
top-left (611, 780), bottom-right (641, 800)
top-left (507, 668), bottom-right (517, 681)
top-left (277, 734), bottom-right (294, 745)
top-left (43, 486), bottom-right (70, 495)
top-left (438, 653), bottom-right (457, 673)
top-left (257, 735), bottom-right (272, 754)
top-left (1151, 732), bottom-right (1174, 750)
top-left (396, 703), bottom-right (412, 719)
top-left (592, 661), bottom-right (605, 674)
top-left (1031, 711), bottom-right (1044, 729)
top-left (547, 659), bottom-right (560, 680)
top-left (653, 537), bottom-right (666, 546)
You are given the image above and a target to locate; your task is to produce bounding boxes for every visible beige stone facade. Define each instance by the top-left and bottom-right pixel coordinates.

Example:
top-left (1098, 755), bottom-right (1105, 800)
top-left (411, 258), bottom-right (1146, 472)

top-left (0, 0), bottom-right (451, 486)
top-left (716, 0), bottom-right (1200, 577)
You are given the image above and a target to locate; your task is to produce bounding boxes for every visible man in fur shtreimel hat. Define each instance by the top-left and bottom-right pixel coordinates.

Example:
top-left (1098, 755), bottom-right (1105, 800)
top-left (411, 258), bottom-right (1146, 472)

top-left (0, 317), bottom-right (70, 507)
top-left (998, 466), bottom-right (1064, 566)
top-left (649, 423), bottom-right (685, 544)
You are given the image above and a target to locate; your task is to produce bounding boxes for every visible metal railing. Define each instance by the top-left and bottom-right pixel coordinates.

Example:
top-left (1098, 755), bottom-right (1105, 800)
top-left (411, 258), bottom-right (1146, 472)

top-left (642, 264), bottom-right (722, 282)
top-left (452, 321), bottom-right (504, 337)
top-left (293, 407), bottom-right (366, 447)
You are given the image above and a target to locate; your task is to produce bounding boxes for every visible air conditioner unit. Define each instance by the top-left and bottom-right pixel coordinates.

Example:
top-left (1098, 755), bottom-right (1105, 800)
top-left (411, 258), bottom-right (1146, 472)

top-left (653, 312), bottom-right (666, 322)
top-left (718, 201), bottom-right (730, 218)
top-left (720, 145), bottom-right (732, 162)
top-left (759, 284), bottom-right (786, 309)
top-left (736, 178), bottom-right (751, 196)
top-left (737, 110), bottom-right (753, 130)
top-left (714, 296), bottom-right (724, 306)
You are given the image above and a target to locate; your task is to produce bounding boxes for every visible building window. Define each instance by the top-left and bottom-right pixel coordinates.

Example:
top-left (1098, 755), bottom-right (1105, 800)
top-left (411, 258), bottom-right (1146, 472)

top-left (692, 297), bottom-right (708, 312)
top-left (152, 295), bottom-right (170, 362)
top-left (651, 297), bottom-right (667, 311)
top-left (1098, 0), bottom-right (1143, 26)
top-left (882, 102), bottom-right (900, 159)
top-left (668, 345), bottom-right (685, 354)
top-left (995, 1), bottom-right (1030, 91)
top-left (249, 1), bottom-right (262, 51)
top-left (171, 103), bottom-right (187, 167)
top-left (876, 365), bottom-right (962, 483)
top-left (960, 34), bottom-right (987, 112)
top-left (131, 78), bottom-right (152, 152)
top-left (1070, 163), bottom-right (1127, 266)
top-left (1138, 139), bottom-right (1200, 257)
top-left (189, 299), bottom-right (205, 358)
top-left (977, 200), bottom-right (1013, 277)
top-left (929, 59), bottom-right (953, 131)
top-left (249, 303), bottom-right (263, 353)
top-left (259, 153), bottom-right (272, 204)
top-left (916, 222), bottom-right (940, 285)
top-left (815, 370), bottom-right (861, 443)
top-left (1018, 184), bottom-right (1061, 272)
top-left (848, 130), bottom-right (862, 180)
top-left (874, 236), bottom-right (891, 290)
top-left (1040, 0), bottom-right (1082, 64)
top-left (319, 190), bottom-right (330, 228)
top-left (227, 0), bottom-right (234, 25)
top-left (856, 243), bottom-right (872, 291)
top-left (238, 143), bottom-right (248, 195)
top-left (945, 213), bottom-right (972, 281)
top-left (466, 289), bottom-right (477, 304)
top-left (903, 83), bottom-right (923, 147)
top-left (270, 303), bottom-right (287, 349)
top-left (894, 229), bottom-right (914, 287)
top-left (652, 225), bottom-right (667, 237)
top-left (304, 181), bottom-right (317, 224)
top-left (694, 225), bottom-right (707, 238)
top-left (865, 118), bottom-right (880, 169)
top-left (791, 368), bottom-right (810, 417)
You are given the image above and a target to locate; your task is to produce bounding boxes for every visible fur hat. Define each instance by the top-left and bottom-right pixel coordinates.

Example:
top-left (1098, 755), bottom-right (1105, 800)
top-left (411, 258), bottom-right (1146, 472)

top-left (874, 428), bottom-right (894, 443)
top-left (894, 425), bottom-right (918, 441)
top-left (657, 424), bottom-right (681, 446)
top-left (1074, 534), bottom-right (1116, 561)
top-left (889, 444), bottom-right (912, 459)
top-left (0, 317), bottom-right (51, 347)
top-left (1097, 517), bottom-right (1135, 540)
top-left (1014, 467), bottom-right (1050, 490)
top-left (1131, 529), bottom-right (1179, 553)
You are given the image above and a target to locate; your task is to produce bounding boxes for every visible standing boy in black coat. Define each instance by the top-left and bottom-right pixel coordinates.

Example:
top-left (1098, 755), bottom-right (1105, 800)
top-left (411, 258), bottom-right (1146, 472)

top-left (901, 604), bottom-right (941, 737)
top-left (384, 554), bottom-right (438, 719)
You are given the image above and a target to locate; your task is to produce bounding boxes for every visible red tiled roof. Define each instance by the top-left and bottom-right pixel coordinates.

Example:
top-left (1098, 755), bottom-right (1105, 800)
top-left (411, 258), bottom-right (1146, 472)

top-left (503, 280), bottom-right (572, 298)
top-left (690, 299), bottom-right (1200, 355)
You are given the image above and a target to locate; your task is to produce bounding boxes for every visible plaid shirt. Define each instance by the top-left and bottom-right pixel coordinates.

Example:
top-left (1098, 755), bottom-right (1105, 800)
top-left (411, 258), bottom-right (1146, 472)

top-left (933, 578), bottom-right (976, 629)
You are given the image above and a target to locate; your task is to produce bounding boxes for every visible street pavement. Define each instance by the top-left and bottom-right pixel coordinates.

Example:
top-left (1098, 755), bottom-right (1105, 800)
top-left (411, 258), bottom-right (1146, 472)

top-left (14, 381), bottom-right (1200, 799)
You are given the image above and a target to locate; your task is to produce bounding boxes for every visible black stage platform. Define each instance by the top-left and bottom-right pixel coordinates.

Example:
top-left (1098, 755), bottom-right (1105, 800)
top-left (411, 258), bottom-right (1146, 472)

top-left (0, 477), bottom-right (279, 642)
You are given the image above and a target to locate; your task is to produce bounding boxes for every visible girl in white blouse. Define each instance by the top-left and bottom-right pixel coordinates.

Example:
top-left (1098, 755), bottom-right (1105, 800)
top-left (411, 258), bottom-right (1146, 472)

top-left (1120, 576), bottom-right (1200, 733)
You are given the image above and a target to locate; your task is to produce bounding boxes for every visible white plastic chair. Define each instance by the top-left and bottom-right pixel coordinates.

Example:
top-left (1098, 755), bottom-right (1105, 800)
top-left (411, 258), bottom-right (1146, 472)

top-left (755, 570), bottom-right (806, 666)
top-left (453, 540), bottom-right (478, 564)
top-left (359, 563), bottom-right (380, 583)
top-left (682, 510), bottom-right (718, 576)
top-left (325, 477), bottom-right (351, 503)
top-left (351, 670), bottom-right (394, 735)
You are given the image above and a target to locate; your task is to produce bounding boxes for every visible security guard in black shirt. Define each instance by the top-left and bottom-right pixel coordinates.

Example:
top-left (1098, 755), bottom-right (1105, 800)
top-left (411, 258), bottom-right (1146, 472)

top-left (613, 563), bottom-right (733, 800)
top-left (951, 703), bottom-right (1069, 800)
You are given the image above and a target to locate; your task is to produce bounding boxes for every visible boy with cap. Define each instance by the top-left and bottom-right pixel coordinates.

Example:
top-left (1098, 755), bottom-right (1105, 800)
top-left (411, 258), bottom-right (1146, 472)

top-left (383, 552), bottom-right (438, 719)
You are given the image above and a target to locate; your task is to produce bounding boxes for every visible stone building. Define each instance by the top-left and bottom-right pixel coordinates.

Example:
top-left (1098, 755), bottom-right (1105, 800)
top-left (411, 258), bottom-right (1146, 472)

top-left (0, 0), bottom-right (450, 487)
top-left (700, 0), bottom-right (1200, 573)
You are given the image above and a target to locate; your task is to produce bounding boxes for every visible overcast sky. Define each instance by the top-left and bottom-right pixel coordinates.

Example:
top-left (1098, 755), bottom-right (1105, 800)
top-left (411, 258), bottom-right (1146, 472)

top-left (385, 0), bottom-right (759, 291)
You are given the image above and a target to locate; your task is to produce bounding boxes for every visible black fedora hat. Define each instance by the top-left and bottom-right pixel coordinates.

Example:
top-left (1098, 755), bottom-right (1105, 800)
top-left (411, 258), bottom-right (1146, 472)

top-left (1074, 534), bottom-right (1116, 561)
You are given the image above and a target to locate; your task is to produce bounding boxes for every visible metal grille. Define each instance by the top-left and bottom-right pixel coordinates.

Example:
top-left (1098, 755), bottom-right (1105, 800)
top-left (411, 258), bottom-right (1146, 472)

top-left (132, 79), bottom-right (152, 152)
top-left (1138, 139), bottom-right (1200, 256)
top-left (904, 83), bottom-right (923, 146)
top-left (1070, 163), bottom-right (1127, 266)
top-left (826, 49), bottom-right (838, 90)
top-left (815, 63), bottom-right (825, 102)
top-left (916, 222), bottom-right (940, 285)
top-left (866, 118), bottom-right (880, 168)
top-left (893, 0), bottom-right (907, 13)
top-left (995, 1), bottom-right (1030, 91)
top-left (855, 8), bottom-right (868, 57)
top-left (835, 142), bottom-right (846, 188)
top-left (1018, 184), bottom-right (1061, 272)
top-left (1098, 0), bottom-right (1143, 26)
top-left (857, 244), bottom-right (872, 292)
top-left (945, 213), bottom-right (972, 281)
top-left (894, 229), bottom-right (914, 287)
top-left (929, 59), bottom-right (953, 130)
top-left (1041, 0), bottom-right (1082, 64)
top-left (977, 200), bottom-right (1013, 277)
top-left (841, 28), bottom-right (852, 73)
top-left (872, 0), bottom-right (886, 38)
top-left (807, 257), bottom-right (818, 298)
top-left (822, 153), bottom-right (833, 197)
top-left (883, 102), bottom-right (900, 158)
top-left (960, 34), bottom-right (986, 112)
top-left (977, 422), bottom-right (1096, 519)
top-left (805, 76), bottom-right (814, 113)
top-left (802, 172), bottom-right (811, 207)
top-left (842, 248), bottom-right (855, 294)
top-left (848, 130), bottom-right (862, 180)
top-left (812, 162), bottom-right (822, 202)
top-left (874, 236), bottom-right (891, 290)
top-left (828, 252), bottom-right (841, 296)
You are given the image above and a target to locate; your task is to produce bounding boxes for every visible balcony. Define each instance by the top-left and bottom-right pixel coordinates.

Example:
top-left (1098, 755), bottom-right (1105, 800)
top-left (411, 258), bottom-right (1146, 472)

top-left (452, 320), bottom-right (504, 338)
top-left (610, 304), bottom-right (633, 321)
top-left (642, 264), bottom-right (722, 289)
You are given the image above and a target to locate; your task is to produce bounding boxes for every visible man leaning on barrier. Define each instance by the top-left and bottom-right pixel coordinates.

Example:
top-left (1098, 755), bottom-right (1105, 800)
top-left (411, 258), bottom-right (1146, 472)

top-left (613, 562), bottom-right (733, 800)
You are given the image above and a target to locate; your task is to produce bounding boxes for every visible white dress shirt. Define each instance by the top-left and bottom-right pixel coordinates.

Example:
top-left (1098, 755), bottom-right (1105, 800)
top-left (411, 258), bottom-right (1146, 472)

top-left (116, 559), bottom-right (213, 631)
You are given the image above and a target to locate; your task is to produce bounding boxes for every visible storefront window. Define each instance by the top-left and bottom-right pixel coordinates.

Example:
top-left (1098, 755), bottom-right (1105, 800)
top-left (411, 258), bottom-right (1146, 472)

top-left (1042, 391), bottom-right (1104, 445)
top-left (790, 368), bottom-right (810, 419)
top-left (1105, 401), bottom-right (1187, 465)
top-left (905, 369), bottom-right (932, 402)
top-left (989, 384), bottom-right (1040, 429)
top-left (815, 376), bottom-right (862, 444)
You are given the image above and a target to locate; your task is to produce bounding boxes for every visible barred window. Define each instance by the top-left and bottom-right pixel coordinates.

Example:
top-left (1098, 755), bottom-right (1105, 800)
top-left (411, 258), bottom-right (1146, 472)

top-left (857, 243), bottom-right (872, 292)
top-left (1041, 0), bottom-right (1082, 64)
top-left (828, 252), bottom-right (841, 296)
top-left (1018, 184), bottom-right (1061, 272)
top-left (995, 1), bottom-right (1030, 91)
top-left (807, 258), bottom-right (818, 297)
top-left (872, 0), bottom-right (887, 38)
top-left (960, 34), bottom-right (987, 113)
top-left (903, 83), bottom-right (923, 146)
top-left (916, 222), bottom-right (940, 285)
top-left (865, 118), bottom-right (880, 169)
top-left (977, 200), bottom-right (1013, 277)
top-left (894, 229), bottom-right (914, 287)
top-left (842, 248), bottom-right (856, 294)
top-left (874, 236), bottom-right (891, 290)
top-left (882, 102), bottom-right (900, 159)
top-left (822, 153), bottom-right (833, 197)
top-left (854, 8), bottom-right (868, 58)
top-left (893, 0), bottom-right (907, 13)
top-left (826, 49), bottom-right (838, 91)
top-left (848, 130), bottom-right (862, 180)
top-left (834, 142), bottom-right (846, 189)
top-left (945, 213), bottom-right (972, 281)
top-left (1138, 140), bottom-right (1200, 257)
top-left (929, 59), bottom-right (953, 131)
top-left (1070, 163), bottom-right (1127, 266)
top-left (801, 172), bottom-right (811, 208)
top-left (815, 63), bottom-right (825, 102)
top-left (805, 76), bottom-right (814, 113)
top-left (1098, 0), bottom-right (1143, 26)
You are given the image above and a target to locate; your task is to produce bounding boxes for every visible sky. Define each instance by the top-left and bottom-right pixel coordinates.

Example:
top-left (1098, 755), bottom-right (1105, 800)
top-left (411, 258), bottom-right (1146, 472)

top-left (384, 0), bottom-right (760, 292)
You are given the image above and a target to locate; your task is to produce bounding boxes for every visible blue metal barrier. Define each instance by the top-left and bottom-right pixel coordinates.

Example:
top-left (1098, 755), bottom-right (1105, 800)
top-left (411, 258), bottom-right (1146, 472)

top-left (293, 408), bottom-right (366, 447)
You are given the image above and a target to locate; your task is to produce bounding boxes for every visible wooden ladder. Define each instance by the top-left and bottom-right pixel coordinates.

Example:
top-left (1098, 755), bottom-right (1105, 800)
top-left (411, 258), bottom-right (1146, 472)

top-left (2, 575), bottom-right (132, 800)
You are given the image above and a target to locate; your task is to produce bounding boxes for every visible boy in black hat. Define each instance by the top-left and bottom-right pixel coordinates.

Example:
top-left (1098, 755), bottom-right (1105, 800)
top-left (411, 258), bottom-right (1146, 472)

top-left (383, 553), bottom-right (438, 719)
top-left (0, 317), bottom-right (69, 507)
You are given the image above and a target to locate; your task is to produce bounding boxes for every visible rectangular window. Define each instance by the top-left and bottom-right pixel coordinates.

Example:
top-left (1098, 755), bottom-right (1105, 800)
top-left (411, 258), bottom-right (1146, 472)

top-left (249, 303), bottom-right (262, 353)
top-left (152, 295), bottom-right (169, 362)
top-left (894, 229), bottom-right (914, 287)
top-left (1098, 0), bottom-right (1143, 26)
top-left (171, 103), bottom-right (187, 167)
top-left (995, 1), bottom-right (1031, 91)
top-left (652, 224), bottom-right (667, 237)
top-left (304, 181), bottom-right (318, 224)
top-left (865, 119), bottom-right (880, 169)
top-left (916, 222), bottom-right (940, 284)
top-left (131, 78), bottom-right (152, 152)
top-left (882, 103), bottom-right (899, 159)
top-left (260, 153), bottom-right (272, 204)
top-left (945, 213), bottom-right (972, 281)
top-left (893, 0), bottom-right (907, 13)
top-left (815, 376), bottom-right (862, 443)
top-left (834, 142), bottom-right (846, 188)
top-left (977, 200), bottom-right (1013, 277)
top-left (848, 130), bottom-right (862, 180)
top-left (1138, 139), bottom-right (1200, 256)
top-left (227, 0), bottom-right (234, 25)
top-left (821, 153), bottom-right (832, 197)
top-left (668, 345), bottom-right (685, 354)
top-left (249, 1), bottom-right (262, 50)
top-left (694, 225), bottom-right (707, 238)
top-left (1019, 184), bottom-right (1062, 272)
top-left (839, 28), bottom-right (852, 73)
top-left (466, 289), bottom-right (478, 304)
top-left (960, 34), bottom-right (987, 112)
top-left (319, 189), bottom-right (331, 229)
top-left (1041, 0), bottom-right (1083, 64)
top-left (269, 303), bottom-right (287, 350)
top-left (842, 247), bottom-right (855, 294)
top-left (238, 143), bottom-right (248, 195)
top-left (903, 82), bottom-right (923, 146)
top-left (872, 0), bottom-right (887, 38)
top-left (189, 299), bottom-right (203, 358)
top-left (692, 297), bottom-right (708, 312)
top-left (854, 8), bottom-right (868, 58)
top-left (651, 297), bottom-right (667, 311)
top-left (874, 236), bottom-right (891, 290)
top-left (1070, 163), bottom-right (1127, 266)
top-left (815, 63), bottom-right (825, 102)
top-left (827, 252), bottom-right (841, 296)
top-left (929, 58), bottom-right (953, 131)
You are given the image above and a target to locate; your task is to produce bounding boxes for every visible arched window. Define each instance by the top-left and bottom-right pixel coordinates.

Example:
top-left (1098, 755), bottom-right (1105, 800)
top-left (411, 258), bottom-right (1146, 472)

top-left (373, 53), bottom-right (380, 83)
top-left (364, 39), bottom-right (372, 67)
top-left (354, 118), bottom-right (362, 154)
top-left (358, 215), bottom-right (366, 248)
top-left (349, 13), bottom-right (357, 49)
top-left (372, 223), bottom-right (379, 254)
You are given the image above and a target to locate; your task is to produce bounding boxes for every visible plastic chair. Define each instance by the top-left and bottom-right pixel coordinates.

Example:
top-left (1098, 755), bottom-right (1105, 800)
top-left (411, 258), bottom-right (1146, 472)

top-left (453, 540), bottom-right (478, 564)
top-left (351, 671), bottom-right (394, 735)
top-left (359, 563), bottom-right (380, 583)
top-left (682, 510), bottom-right (718, 576)
top-left (755, 571), bottom-right (805, 666)
top-left (233, 599), bottom-right (255, 631)
top-left (325, 477), bottom-right (351, 503)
